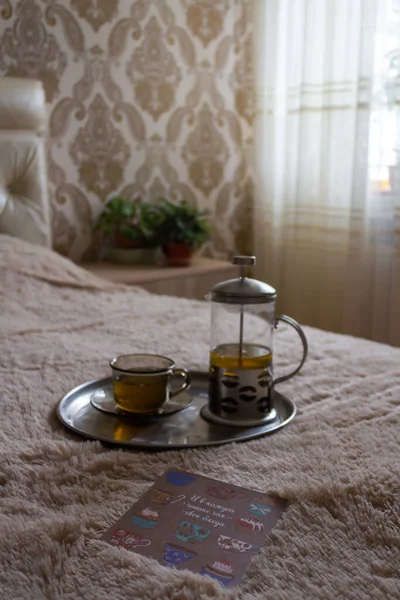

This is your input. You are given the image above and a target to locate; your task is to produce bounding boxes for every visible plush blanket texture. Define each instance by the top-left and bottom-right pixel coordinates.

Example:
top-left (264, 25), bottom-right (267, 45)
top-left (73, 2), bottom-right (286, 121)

top-left (0, 235), bottom-right (399, 600)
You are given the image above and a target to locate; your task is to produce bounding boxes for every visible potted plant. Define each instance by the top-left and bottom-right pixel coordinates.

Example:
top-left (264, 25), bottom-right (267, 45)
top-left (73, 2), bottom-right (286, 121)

top-left (158, 199), bottom-right (211, 266)
top-left (95, 197), bottom-right (164, 264)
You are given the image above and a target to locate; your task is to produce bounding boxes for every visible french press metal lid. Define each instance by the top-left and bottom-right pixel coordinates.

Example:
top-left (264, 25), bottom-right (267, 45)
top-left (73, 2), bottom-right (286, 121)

top-left (210, 256), bottom-right (276, 304)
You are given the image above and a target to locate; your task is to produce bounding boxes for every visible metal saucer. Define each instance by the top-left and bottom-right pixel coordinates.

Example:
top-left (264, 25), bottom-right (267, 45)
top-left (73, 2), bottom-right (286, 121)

top-left (90, 381), bottom-right (192, 421)
top-left (56, 371), bottom-right (296, 450)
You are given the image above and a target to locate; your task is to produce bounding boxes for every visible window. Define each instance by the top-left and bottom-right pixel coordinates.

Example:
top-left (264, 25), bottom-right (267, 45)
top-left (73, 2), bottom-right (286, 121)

top-left (368, 0), bottom-right (400, 193)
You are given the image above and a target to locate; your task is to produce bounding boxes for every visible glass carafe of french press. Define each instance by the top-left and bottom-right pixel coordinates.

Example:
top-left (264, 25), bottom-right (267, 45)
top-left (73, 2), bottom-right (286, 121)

top-left (202, 256), bottom-right (308, 427)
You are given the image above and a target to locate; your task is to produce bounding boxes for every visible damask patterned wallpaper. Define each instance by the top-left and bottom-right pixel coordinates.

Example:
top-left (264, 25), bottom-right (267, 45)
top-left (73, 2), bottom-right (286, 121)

top-left (0, 0), bottom-right (254, 261)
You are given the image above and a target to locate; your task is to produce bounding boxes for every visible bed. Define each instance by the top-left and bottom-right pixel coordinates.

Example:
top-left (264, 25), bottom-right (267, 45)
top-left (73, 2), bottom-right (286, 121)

top-left (0, 79), bottom-right (399, 599)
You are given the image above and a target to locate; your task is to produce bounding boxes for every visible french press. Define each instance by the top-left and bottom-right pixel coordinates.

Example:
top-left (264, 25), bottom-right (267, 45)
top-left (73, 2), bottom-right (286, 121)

top-left (202, 256), bottom-right (308, 427)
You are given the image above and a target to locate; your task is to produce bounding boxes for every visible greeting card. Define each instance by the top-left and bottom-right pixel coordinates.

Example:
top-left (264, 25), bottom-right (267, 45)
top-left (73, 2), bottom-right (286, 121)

top-left (101, 469), bottom-right (287, 588)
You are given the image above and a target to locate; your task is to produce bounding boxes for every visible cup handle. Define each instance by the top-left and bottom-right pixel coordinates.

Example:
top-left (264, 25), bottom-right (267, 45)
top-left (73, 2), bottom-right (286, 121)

top-left (170, 368), bottom-right (191, 397)
top-left (272, 315), bottom-right (308, 387)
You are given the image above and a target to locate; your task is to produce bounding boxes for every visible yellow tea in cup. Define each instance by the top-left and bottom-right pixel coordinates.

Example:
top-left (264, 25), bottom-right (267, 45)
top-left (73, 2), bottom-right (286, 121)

top-left (110, 354), bottom-right (190, 414)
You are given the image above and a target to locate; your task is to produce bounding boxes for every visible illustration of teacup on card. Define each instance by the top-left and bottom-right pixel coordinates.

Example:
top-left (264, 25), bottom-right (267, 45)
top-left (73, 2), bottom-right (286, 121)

top-left (235, 515), bottom-right (264, 534)
top-left (166, 471), bottom-right (196, 487)
top-left (151, 488), bottom-right (185, 505)
top-left (163, 542), bottom-right (197, 567)
top-left (249, 496), bottom-right (277, 517)
top-left (206, 483), bottom-right (247, 501)
top-left (110, 529), bottom-right (151, 549)
top-left (201, 559), bottom-right (234, 585)
top-left (176, 521), bottom-right (211, 543)
top-left (217, 534), bottom-right (260, 554)
top-left (131, 506), bottom-right (161, 529)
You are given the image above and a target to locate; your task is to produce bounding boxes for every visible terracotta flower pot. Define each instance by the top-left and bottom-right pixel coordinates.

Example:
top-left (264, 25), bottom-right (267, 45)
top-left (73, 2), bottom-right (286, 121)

top-left (163, 243), bottom-right (194, 267)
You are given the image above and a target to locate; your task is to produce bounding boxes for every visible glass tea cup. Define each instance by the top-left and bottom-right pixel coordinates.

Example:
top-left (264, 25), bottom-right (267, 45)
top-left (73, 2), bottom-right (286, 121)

top-left (110, 354), bottom-right (191, 414)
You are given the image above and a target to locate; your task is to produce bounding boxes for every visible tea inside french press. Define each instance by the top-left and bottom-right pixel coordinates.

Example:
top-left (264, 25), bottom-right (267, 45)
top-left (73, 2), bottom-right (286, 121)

top-left (204, 255), bottom-right (308, 427)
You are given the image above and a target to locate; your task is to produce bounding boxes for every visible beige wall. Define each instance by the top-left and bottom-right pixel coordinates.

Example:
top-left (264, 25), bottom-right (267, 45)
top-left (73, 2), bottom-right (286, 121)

top-left (0, 0), bottom-right (254, 261)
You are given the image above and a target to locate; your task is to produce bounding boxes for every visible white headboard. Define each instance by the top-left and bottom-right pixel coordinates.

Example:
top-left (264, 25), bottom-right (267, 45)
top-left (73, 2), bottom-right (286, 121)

top-left (0, 77), bottom-right (51, 247)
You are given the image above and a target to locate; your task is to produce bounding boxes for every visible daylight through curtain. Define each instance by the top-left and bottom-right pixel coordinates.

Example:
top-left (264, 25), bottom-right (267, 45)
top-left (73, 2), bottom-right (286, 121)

top-left (253, 0), bottom-right (400, 345)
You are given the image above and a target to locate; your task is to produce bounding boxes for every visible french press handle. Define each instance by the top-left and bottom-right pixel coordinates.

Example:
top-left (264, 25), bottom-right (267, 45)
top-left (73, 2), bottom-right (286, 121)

top-left (272, 315), bottom-right (308, 387)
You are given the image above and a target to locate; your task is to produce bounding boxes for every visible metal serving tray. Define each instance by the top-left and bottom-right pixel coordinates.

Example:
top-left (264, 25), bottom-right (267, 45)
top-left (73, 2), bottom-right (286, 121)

top-left (56, 372), bottom-right (296, 450)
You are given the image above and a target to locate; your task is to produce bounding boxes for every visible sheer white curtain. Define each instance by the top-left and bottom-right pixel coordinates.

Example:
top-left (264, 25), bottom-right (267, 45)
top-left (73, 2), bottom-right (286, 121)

top-left (253, 0), bottom-right (400, 346)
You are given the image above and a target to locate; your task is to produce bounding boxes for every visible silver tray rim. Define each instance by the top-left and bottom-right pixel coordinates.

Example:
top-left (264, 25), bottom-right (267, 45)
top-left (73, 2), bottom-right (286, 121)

top-left (56, 371), bottom-right (297, 450)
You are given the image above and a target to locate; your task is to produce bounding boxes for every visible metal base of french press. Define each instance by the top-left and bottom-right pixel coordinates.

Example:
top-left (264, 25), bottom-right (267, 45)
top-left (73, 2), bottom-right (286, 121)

top-left (200, 405), bottom-right (278, 428)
